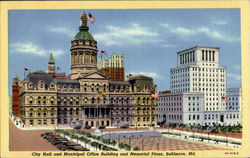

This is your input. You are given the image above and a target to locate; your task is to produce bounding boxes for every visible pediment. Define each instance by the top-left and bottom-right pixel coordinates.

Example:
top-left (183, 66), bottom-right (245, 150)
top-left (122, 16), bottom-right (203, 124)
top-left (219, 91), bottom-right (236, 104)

top-left (81, 71), bottom-right (109, 80)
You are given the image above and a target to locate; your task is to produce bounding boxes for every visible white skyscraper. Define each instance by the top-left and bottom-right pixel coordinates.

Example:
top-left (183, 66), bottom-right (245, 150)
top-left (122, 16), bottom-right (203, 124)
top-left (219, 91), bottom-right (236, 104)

top-left (170, 46), bottom-right (226, 112)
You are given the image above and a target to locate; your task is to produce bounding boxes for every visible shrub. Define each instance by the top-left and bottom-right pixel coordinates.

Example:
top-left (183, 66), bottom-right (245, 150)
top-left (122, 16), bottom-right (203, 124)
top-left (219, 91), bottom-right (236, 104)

top-left (119, 143), bottom-right (125, 149)
top-left (133, 147), bottom-right (140, 151)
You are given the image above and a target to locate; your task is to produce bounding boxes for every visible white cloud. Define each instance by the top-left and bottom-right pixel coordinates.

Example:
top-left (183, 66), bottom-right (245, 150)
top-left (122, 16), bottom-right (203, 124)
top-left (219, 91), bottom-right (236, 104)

top-left (94, 23), bottom-right (158, 46)
top-left (161, 23), bottom-right (240, 43)
top-left (47, 27), bottom-right (74, 37)
top-left (159, 23), bottom-right (169, 28)
top-left (10, 42), bottom-right (64, 57)
top-left (128, 71), bottom-right (161, 79)
top-left (227, 73), bottom-right (241, 81)
top-left (162, 44), bottom-right (177, 48)
top-left (197, 27), bottom-right (240, 42)
top-left (211, 20), bottom-right (228, 25)
top-left (171, 27), bottom-right (195, 35)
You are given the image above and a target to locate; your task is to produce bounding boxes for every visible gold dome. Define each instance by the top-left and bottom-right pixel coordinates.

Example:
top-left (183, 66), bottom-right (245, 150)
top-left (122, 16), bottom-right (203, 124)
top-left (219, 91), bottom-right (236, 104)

top-left (81, 11), bottom-right (87, 19)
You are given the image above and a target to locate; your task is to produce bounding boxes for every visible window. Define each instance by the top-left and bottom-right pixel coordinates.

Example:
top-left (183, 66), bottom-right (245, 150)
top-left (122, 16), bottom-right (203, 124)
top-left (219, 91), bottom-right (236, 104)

top-left (29, 120), bottom-right (33, 125)
top-left (29, 97), bottom-right (33, 104)
top-left (38, 97), bottom-right (41, 104)
top-left (50, 97), bottom-right (54, 104)
top-left (43, 97), bottom-right (46, 104)
top-left (43, 119), bottom-right (47, 125)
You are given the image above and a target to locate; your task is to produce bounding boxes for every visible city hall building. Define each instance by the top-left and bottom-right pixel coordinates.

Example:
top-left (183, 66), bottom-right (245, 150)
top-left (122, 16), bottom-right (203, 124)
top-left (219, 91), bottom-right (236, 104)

top-left (13, 12), bottom-right (158, 128)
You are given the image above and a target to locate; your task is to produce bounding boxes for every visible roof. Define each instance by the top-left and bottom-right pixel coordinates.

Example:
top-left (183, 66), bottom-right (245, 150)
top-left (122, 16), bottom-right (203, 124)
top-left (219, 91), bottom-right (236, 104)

top-left (31, 70), bottom-right (47, 74)
top-left (27, 71), bottom-right (54, 88)
top-left (133, 75), bottom-right (152, 80)
top-left (177, 46), bottom-right (220, 54)
top-left (55, 79), bottom-right (79, 84)
top-left (75, 29), bottom-right (95, 40)
top-left (109, 81), bottom-right (130, 85)
top-left (49, 53), bottom-right (55, 63)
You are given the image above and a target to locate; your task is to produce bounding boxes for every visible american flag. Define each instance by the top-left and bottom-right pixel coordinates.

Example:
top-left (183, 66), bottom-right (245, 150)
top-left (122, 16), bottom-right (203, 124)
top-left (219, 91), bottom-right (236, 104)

top-left (221, 96), bottom-right (227, 102)
top-left (151, 87), bottom-right (158, 99)
top-left (129, 73), bottom-right (134, 78)
top-left (24, 68), bottom-right (29, 72)
top-left (57, 67), bottom-right (61, 71)
top-left (88, 12), bottom-right (95, 24)
top-left (101, 51), bottom-right (106, 55)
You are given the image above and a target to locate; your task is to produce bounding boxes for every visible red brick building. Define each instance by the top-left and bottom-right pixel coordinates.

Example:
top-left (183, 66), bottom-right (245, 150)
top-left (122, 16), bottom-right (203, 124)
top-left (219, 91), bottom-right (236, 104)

top-left (99, 67), bottom-right (124, 81)
top-left (12, 75), bottom-right (20, 117)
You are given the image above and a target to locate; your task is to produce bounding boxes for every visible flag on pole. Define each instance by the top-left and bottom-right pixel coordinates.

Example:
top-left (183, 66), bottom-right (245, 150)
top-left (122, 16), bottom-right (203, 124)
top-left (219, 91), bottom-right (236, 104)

top-left (57, 67), bottom-right (61, 71)
top-left (88, 12), bottom-right (95, 24)
top-left (221, 96), bottom-right (227, 102)
top-left (151, 87), bottom-right (158, 99)
top-left (24, 68), bottom-right (29, 72)
top-left (101, 51), bottom-right (106, 55)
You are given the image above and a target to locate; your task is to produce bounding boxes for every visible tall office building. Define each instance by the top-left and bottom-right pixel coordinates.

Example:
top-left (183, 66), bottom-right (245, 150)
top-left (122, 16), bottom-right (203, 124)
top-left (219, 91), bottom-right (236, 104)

top-left (98, 54), bottom-right (125, 81)
top-left (170, 46), bottom-right (226, 111)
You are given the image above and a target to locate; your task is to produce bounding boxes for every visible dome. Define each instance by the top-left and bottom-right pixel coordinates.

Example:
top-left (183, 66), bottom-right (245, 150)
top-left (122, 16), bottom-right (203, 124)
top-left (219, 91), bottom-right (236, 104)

top-left (74, 30), bottom-right (95, 40)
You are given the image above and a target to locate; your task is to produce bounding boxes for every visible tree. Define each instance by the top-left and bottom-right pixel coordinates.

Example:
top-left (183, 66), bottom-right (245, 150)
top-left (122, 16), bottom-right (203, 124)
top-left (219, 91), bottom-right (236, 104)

top-left (190, 125), bottom-right (195, 140)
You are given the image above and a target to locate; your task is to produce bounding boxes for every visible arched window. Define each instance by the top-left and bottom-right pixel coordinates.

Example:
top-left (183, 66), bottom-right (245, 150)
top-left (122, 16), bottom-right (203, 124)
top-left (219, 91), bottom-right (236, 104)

top-left (103, 98), bottom-right (107, 104)
top-left (76, 97), bottom-right (79, 105)
top-left (43, 109), bottom-right (47, 116)
top-left (110, 98), bottom-right (114, 104)
top-left (84, 97), bottom-right (88, 104)
top-left (57, 97), bottom-right (61, 104)
top-left (70, 98), bottom-right (73, 105)
top-left (50, 97), bottom-right (55, 104)
top-left (29, 97), bottom-right (33, 104)
top-left (96, 84), bottom-right (100, 91)
top-left (103, 84), bottom-right (106, 91)
top-left (51, 108), bottom-right (55, 116)
top-left (137, 97), bottom-right (140, 104)
top-left (37, 97), bottom-right (41, 104)
top-left (43, 97), bottom-right (46, 104)
top-left (91, 84), bottom-right (95, 91)
top-left (63, 97), bottom-right (67, 104)
top-left (70, 108), bottom-right (73, 115)
top-left (29, 108), bottom-right (34, 117)
top-left (64, 108), bottom-right (67, 115)
top-left (37, 108), bottom-right (41, 117)
top-left (84, 84), bottom-right (88, 92)
top-left (76, 108), bottom-right (79, 115)
top-left (91, 98), bottom-right (95, 104)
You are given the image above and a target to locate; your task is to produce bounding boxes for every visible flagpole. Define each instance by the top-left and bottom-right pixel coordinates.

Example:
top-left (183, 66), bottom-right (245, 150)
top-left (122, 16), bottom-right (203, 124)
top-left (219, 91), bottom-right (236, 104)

top-left (24, 69), bottom-right (25, 80)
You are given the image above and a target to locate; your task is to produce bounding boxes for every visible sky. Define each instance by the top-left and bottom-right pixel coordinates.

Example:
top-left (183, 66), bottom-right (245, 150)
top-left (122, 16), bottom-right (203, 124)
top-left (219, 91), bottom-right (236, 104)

top-left (8, 9), bottom-right (241, 93)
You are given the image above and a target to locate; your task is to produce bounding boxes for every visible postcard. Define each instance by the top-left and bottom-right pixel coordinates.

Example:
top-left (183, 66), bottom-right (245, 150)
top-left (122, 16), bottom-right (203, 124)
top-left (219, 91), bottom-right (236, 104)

top-left (1, 1), bottom-right (250, 158)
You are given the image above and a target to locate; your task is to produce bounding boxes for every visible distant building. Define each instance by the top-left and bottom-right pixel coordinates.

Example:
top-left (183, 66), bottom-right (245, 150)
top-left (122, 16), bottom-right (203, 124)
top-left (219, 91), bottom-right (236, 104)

top-left (158, 92), bottom-right (204, 126)
top-left (98, 54), bottom-right (125, 81)
top-left (12, 75), bottom-right (20, 117)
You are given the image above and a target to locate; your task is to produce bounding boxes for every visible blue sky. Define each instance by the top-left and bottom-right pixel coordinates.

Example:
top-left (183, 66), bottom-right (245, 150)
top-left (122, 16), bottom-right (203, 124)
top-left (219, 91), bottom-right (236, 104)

top-left (8, 9), bottom-right (241, 93)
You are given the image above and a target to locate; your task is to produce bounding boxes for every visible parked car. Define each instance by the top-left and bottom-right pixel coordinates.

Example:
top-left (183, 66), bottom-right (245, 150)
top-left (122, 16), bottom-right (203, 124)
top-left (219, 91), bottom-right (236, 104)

top-left (74, 125), bottom-right (82, 130)
top-left (83, 125), bottom-right (92, 129)
top-left (120, 124), bottom-right (129, 129)
top-left (98, 125), bottom-right (106, 129)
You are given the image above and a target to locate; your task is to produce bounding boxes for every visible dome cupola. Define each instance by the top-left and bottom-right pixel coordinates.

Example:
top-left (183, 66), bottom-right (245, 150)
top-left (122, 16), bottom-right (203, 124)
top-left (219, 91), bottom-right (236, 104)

top-left (70, 11), bottom-right (98, 79)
